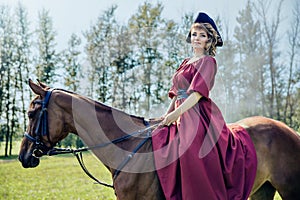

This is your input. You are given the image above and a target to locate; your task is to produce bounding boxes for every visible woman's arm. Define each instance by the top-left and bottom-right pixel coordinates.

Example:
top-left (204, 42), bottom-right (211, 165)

top-left (164, 97), bottom-right (177, 116)
top-left (161, 92), bottom-right (202, 126)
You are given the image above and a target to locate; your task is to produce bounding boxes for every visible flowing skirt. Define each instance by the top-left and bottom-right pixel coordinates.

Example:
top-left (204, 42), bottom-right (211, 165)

top-left (152, 99), bottom-right (257, 200)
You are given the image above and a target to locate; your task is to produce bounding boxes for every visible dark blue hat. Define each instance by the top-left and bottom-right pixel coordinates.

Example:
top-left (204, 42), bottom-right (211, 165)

top-left (186, 12), bottom-right (223, 47)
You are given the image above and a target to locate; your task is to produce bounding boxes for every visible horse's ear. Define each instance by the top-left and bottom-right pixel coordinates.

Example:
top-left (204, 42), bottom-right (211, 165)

top-left (28, 79), bottom-right (46, 97)
top-left (37, 79), bottom-right (50, 90)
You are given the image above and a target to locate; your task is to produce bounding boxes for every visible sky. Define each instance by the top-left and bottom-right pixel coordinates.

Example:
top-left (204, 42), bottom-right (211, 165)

top-left (0, 0), bottom-right (294, 50)
top-left (0, 0), bottom-right (248, 50)
top-left (0, 0), bottom-right (296, 117)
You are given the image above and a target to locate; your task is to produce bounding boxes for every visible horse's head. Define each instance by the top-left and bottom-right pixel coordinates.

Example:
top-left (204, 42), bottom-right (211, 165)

top-left (19, 79), bottom-right (72, 168)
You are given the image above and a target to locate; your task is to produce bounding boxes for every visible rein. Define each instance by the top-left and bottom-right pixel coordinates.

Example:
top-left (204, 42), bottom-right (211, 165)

top-left (24, 89), bottom-right (160, 189)
top-left (47, 122), bottom-right (158, 188)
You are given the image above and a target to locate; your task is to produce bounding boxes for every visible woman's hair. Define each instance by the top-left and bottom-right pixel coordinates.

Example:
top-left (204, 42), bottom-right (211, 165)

top-left (190, 23), bottom-right (218, 56)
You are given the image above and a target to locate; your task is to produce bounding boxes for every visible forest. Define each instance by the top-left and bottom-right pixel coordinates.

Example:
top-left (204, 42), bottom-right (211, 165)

top-left (0, 0), bottom-right (299, 157)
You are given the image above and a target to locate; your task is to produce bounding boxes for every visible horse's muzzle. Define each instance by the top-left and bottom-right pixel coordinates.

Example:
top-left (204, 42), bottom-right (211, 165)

top-left (32, 148), bottom-right (45, 158)
top-left (18, 152), bottom-right (40, 168)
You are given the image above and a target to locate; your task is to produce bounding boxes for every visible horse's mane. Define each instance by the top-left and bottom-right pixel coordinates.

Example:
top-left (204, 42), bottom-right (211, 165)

top-left (53, 88), bottom-right (146, 122)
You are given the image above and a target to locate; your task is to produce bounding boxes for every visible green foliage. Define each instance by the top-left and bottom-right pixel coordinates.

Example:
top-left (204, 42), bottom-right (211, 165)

top-left (84, 5), bottom-right (118, 102)
top-left (0, 0), bottom-right (299, 156)
top-left (0, 5), bottom-right (30, 157)
top-left (36, 9), bottom-right (59, 85)
top-left (62, 33), bottom-right (82, 92)
top-left (230, 0), bottom-right (266, 121)
top-left (128, 2), bottom-right (165, 114)
top-left (60, 134), bottom-right (85, 148)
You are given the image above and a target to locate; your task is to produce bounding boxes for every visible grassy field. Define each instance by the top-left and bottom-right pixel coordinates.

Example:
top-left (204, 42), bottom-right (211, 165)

top-left (0, 142), bottom-right (282, 200)
top-left (0, 153), bottom-right (115, 200)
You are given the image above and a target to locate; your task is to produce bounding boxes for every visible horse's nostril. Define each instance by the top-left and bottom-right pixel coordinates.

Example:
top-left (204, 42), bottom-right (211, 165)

top-left (31, 157), bottom-right (40, 167)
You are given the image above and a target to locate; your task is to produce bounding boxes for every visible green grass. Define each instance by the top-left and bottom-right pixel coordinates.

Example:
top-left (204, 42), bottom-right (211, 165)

top-left (0, 153), bottom-right (115, 200)
top-left (0, 154), bottom-right (283, 200)
top-left (0, 141), bottom-right (282, 199)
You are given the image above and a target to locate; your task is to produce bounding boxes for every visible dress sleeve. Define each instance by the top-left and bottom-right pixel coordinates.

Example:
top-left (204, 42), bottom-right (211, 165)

top-left (168, 85), bottom-right (176, 99)
top-left (187, 56), bottom-right (217, 98)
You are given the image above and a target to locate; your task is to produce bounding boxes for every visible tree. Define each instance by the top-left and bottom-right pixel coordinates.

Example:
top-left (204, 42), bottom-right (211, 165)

top-left (84, 5), bottom-right (118, 103)
top-left (215, 14), bottom-right (239, 122)
top-left (62, 33), bottom-right (82, 92)
top-left (0, 5), bottom-right (19, 156)
top-left (234, 0), bottom-right (266, 118)
top-left (128, 2), bottom-right (165, 115)
top-left (283, 0), bottom-right (300, 128)
top-left (61, 33), bottom-right (84, 148)
top-left (153, 14), bottom-right (194, 117)
top-left (293, 88), bottom-right (300, 132)
top-left (254, 0), bottom-right (284, 119)
top-left (15, 3), bottom-right (32, 132)
top-left (35, 9), bottom-right (59, 85)
top-left (178, 12), bottom-right (194, 58)
top-left (110, 25), bottom-right (137, 110)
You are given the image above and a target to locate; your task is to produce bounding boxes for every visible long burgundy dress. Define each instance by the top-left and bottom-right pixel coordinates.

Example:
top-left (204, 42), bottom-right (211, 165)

top-left (152, 56), bottom-right (257, 200)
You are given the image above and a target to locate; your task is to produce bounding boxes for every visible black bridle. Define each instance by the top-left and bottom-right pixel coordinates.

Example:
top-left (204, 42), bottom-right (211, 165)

top-left (24, 89), bottom-right (159, 189)
top-left (24, 89), bottom-right (54, 158)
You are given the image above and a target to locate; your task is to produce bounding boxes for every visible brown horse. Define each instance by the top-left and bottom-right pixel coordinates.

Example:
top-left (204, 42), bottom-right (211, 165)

top-left (19, 80), bottom-right (300, 200)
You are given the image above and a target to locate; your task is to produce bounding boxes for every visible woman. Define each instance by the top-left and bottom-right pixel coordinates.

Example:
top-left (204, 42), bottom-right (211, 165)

top-left (152, 12), bottom-right (257, 200)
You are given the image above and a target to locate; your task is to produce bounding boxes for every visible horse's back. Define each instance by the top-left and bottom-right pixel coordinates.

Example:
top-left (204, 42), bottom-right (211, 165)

top-left (236, 116), bottom-right (300, 199)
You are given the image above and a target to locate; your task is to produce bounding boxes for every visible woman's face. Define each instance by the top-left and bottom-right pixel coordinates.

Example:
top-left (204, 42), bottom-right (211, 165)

top-left (191, 28), bottom-right (209, 51)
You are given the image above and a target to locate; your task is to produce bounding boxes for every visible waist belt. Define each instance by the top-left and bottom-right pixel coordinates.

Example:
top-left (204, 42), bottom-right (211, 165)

top-left (177, 89), bottom-right (188, 100)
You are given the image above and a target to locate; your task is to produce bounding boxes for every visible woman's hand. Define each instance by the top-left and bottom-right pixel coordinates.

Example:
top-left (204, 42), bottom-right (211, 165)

top-left (161, 109), bottom-right (181, 126)
top-left (160, 92), bottom-right (202, 126)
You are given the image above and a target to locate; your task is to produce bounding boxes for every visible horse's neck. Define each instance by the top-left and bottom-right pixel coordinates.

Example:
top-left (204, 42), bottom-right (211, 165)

top-left (71, 95), bottom-right (144, 144)
top-left (70, 94), bottom-right (148, 169)
top-left (65, 93), bottom-right (163, 199)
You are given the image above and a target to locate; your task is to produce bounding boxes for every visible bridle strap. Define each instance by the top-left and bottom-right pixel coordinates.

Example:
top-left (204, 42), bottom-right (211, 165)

top-left (25, 88), bottom-right (161, 189)
top-left (34, 89), bottom-right (53, 137)
top-left (24, 132), bottom-right (37, 143)
top-left (25, 89), bottom-right (55, 157)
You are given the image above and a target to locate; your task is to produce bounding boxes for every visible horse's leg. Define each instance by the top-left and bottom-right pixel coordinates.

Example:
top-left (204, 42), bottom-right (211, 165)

top-left (277, 190), bottom-right (300, 200)
top-left (249, 181), bottom-right (276, 200)
top-left (269, 156), bottom-right (300, 200)
top-left (274, 175), bottom-right (300, 200)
